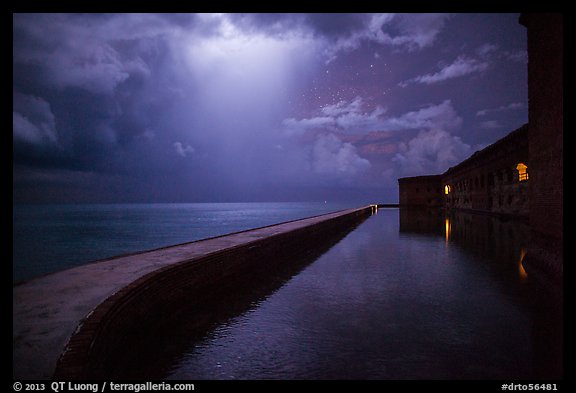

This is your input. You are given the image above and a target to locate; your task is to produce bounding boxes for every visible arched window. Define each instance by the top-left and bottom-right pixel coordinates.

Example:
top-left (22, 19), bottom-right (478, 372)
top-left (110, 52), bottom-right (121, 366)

top-left (516, 163), bottom-right (529, 181)
top-left (444, 185), bottom-right (451, 195)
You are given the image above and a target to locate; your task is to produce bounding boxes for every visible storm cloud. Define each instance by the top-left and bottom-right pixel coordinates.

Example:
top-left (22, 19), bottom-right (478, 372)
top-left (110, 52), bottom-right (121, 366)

top-left (13, 13), bottom-right (528, 203)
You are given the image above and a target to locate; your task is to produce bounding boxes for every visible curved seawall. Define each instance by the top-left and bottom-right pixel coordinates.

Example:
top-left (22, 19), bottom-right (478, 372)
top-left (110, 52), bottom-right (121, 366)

top-left (13, 205), bottom-right (375, 379)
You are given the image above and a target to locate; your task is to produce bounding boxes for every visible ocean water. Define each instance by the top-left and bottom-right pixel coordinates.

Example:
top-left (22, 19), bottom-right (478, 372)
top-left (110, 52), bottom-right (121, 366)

top-left (12, 202), bottom-right (357, 283)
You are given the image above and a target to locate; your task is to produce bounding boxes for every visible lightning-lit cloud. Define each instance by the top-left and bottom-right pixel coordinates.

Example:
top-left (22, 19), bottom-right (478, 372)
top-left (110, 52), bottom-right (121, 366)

top-left (13, 13), bottom-right (528, 203)
top-left (393, 129), bottom-right (473, 176)
top-left (312, 133), bottom-right (371, 178)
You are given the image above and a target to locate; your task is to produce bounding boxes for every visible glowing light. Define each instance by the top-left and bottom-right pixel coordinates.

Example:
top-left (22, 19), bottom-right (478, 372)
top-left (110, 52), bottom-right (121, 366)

top-left (518, 248), bottom-right (528, 280)
top-left (516, 163), bottom-right (529, 181)
top-left (180, 13), bottom-right (317, 109)
top-left (444, 185), bottom-right (451, 195)
top-left (445, 217), bottom-right (451, 243)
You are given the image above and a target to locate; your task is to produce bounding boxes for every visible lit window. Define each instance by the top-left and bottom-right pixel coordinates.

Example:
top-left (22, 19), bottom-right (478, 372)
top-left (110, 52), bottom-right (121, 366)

top-left (516, 163), bottom-right (529, 181)
top-left (444, 185), bottom-right (451, 195)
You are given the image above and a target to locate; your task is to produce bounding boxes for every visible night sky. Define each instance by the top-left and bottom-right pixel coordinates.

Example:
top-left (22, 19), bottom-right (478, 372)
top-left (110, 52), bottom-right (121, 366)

top-left (13, 13), bottom-right (528, 204)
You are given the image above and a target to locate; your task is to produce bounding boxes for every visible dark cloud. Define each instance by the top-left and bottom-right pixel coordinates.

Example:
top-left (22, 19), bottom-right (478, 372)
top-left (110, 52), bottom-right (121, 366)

top-left (226, 13), bottom-right (371, 39)
top-left (13, 92), bottom-right (57, 146)
top-left (225, 13), bottom-right (306, 36)
top-left (304, 13), bottom-right (372, 38)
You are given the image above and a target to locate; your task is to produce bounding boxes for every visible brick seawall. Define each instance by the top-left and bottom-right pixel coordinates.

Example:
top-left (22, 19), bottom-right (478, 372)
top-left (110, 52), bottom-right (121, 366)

top-left (13, 205), bottom-right (375, 379)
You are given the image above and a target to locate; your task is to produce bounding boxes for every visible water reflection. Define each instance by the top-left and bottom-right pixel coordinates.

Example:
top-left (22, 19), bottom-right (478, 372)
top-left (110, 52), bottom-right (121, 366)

top-left (400, 208), bottom-right (562, 378)
top-left (155, 209), bottom-right (561, 380)
top-left (401, 208), bottom-right (532, 281)
top-left (518, 248), bottom-right (528, 280)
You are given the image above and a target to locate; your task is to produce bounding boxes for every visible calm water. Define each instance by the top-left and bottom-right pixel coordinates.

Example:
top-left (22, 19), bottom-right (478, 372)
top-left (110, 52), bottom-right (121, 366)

top-left (12, 202), bottom-right (355, 283)
top-left (161, 208), bottom-right (562, 380)
top-left (13, 204), bottom-right (563, 379)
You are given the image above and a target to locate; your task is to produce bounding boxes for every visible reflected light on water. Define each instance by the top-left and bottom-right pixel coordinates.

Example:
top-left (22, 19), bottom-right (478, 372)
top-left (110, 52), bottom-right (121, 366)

top-left (445, 217), bottom-right (451, 243)
top-left (141, 209), bottom-right (560, 380)
top-left (518, 248), bottom-right (528, 280)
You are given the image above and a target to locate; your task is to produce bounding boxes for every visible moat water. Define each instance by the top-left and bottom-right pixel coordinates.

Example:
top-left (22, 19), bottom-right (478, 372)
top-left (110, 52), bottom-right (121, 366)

top-left (155, 208), bottom-right (562, 380)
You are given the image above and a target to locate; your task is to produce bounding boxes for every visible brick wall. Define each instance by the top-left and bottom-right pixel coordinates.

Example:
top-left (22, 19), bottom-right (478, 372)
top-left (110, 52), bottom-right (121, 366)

top-left (442, 125), bottom-right (529, 217)
top-left (520, 13), bottom-right (563, 281)
top-left (398, 125), bottom-right (529, 217)
top-left (53, 207), bottom-right (372, 379)
top-left (398, 175), bottom-right (443, 207)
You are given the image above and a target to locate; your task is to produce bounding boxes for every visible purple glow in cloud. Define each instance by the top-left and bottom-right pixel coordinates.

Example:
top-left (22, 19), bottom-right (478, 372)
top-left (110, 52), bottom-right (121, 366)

top-left (13, 13), bottom-right (527, 203)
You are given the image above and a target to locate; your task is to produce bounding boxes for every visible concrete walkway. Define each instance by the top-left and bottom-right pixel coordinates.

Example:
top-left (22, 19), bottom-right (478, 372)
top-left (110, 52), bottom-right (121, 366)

top-left (13, 206), bottom-right (372, 379)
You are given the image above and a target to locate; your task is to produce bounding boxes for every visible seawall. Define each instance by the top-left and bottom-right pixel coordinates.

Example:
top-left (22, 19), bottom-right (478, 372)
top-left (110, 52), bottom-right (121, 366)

top-left (13, 205), bottom-right (375, 379)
